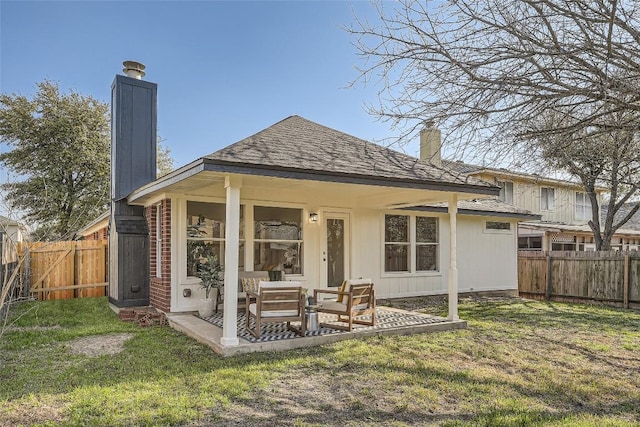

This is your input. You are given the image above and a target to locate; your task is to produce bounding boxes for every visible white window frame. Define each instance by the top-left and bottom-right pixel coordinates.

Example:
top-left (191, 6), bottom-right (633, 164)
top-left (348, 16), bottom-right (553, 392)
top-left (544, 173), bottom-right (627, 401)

top-left (155, 203), bottom-right (162, 278)
top-left (383, 214), bottom-right (411, 273)
top-left (497, 180), bottom-right (514, 204)
top-left (484, 220), bottom-right (513, 234)
top-left (540, 187), bottom-right (555, 211)
top-left (383, 213), bottom-right (439, 275)
top-left (575, 192), bottom-right (592, 220)
top-left (253, 205), bottom-right (304, 275)
top-left (415, 216), bottom-right (439, 272)
top-left (185, 201), bottom-right (245, 279)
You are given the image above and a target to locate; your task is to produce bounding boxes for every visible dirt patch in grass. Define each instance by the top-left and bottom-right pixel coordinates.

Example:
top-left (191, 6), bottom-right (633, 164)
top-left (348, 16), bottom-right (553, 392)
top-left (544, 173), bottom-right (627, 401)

top-left (0, 401), bottom-right (67, 427)
top-left (67, 333), bottom-right (134, 357)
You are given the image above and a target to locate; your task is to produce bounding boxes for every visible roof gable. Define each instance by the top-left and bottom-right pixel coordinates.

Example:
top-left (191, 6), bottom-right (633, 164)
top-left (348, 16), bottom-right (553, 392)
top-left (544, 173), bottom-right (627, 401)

top-left (206, 116), bottom-right (492, 190)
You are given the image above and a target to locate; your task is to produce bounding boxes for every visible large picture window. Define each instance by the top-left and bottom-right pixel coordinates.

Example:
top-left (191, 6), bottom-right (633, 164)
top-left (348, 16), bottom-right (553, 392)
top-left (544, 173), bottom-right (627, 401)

top-left (186, 201), bottom-right (244, 277)
top-left (254, 206), bottom-right (303, 274)
top-left (385, 214), bottom-right (439, 273)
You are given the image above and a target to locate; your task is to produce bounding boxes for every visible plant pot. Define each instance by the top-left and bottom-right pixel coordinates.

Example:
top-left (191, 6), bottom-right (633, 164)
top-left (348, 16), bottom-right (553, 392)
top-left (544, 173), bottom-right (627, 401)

top-left (199, 295), bottom-right (216, 318)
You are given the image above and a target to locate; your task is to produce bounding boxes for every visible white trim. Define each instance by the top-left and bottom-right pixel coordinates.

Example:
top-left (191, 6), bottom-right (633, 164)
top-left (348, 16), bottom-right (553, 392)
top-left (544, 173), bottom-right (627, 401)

top-left (448, 193), bottom-right (459, 321)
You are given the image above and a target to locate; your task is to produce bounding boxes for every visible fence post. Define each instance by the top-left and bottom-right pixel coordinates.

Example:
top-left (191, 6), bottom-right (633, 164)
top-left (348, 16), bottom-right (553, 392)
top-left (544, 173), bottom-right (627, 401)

top-left (545, 253), bottom-right (553, 300)
top-left (623, 254), bottom-right (630, 309)
top-left (24, 246), bottom-right (30, 298)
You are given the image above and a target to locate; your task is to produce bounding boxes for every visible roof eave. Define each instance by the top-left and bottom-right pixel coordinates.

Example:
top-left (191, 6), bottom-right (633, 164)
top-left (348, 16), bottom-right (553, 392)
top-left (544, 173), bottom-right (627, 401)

top-left (407, 205), bottom-right (542, 220)
top-left (202, 159), bottom-right (500, 196)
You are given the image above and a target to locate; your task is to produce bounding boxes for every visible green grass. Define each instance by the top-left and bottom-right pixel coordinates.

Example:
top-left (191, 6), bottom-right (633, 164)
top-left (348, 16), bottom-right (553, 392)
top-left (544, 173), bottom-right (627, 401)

top-left (1, 297), bottom-right (639, 426)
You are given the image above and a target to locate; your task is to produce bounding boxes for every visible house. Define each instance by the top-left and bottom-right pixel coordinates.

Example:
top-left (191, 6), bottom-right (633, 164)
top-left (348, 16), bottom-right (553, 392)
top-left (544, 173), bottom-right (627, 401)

top-left (75, 211), bottom-right (109, 240)
top-left (0, 215), bottom-right (26, 264)
top-left (107, 65), bottom-right (538, 347)
top-left (442, 161), bottom-right (640, 251)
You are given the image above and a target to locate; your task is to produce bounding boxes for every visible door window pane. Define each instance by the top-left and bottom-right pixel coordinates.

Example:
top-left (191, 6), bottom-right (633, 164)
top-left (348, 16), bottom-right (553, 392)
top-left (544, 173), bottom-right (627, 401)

top-left (326, 219), bottom-right (345, 287)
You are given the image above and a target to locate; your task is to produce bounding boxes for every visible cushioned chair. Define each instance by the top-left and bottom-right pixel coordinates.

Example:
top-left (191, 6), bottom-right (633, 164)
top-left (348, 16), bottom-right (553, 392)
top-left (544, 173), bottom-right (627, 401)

top-left (313, 279), bottom-right (376, 331)
top-left (245, 281), bottom-right (306, 339)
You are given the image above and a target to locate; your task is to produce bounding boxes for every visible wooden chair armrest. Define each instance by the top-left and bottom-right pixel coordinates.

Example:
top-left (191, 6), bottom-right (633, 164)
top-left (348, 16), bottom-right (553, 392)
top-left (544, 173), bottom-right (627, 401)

top-left (246, 289), bottom-right (259, 299)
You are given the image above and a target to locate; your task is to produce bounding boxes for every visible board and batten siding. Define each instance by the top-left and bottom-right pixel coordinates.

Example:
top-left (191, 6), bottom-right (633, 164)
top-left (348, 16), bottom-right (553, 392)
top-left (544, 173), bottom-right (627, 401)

top-left (165, 184), bottom-right (520, 312)
top-left (475, 172), bottom-right (600, 225)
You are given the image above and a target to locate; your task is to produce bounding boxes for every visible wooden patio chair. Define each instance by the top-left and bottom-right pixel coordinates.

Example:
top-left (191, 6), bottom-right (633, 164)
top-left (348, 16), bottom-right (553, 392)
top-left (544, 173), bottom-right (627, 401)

top-left (313, 279), bottom-right (376, 331)
top-left (245, 281), bottom-right (306, 339)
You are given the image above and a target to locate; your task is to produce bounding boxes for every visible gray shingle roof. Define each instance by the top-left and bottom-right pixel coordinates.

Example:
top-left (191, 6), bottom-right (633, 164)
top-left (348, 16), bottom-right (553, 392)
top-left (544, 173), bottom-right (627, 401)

top-left (206, 116), bottom-right (493, 190)
top-left (417, 198), bottom-right (541, 219)
top-left (602, 203), bottom-right (640, 231)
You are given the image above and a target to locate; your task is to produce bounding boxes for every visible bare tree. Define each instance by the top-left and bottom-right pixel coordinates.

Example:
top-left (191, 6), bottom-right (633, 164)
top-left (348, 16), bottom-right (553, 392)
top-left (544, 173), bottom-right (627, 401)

top-left (350, 0), bottom-right (640, 246)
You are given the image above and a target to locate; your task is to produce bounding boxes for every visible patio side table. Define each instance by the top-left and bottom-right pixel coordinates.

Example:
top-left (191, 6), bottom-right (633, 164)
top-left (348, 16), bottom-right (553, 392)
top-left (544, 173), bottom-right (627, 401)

top-left (306, 305), bottom-right (320, 332)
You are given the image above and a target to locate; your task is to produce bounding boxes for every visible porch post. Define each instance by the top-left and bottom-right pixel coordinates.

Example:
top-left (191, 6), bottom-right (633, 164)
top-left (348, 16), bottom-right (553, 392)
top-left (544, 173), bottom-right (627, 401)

top-left (221, 175), bottom-right (242, 346)
top-left (448, 193), bottom-right (459, 321)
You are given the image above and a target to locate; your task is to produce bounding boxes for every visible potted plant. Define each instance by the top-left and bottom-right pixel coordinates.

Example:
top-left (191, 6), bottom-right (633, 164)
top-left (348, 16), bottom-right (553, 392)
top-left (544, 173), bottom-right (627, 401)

top-left (196, 254), bottom-right (223, 317)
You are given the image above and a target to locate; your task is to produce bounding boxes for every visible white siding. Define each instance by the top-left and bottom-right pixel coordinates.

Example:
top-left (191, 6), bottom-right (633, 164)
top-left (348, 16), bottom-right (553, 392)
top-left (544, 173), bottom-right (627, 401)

top-left (170, 185), bottom-right (519, 312)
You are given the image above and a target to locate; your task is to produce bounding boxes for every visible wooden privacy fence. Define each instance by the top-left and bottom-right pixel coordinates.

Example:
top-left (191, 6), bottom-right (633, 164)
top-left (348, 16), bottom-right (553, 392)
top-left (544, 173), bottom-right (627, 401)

top-left (17, 240), bottom-right (108, 300)
top-left (518, 250), bottom-right (640, 308)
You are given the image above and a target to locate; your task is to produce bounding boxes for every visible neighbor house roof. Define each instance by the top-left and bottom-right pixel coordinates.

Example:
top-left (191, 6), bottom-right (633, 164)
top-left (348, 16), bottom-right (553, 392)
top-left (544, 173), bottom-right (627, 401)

top-left (129, 116), bottom-right (500, 203)
top-left (601, 203), bottom-right (640, 231)
top-left (441, 160), bottom-right (607, 192)
top-left (74, 210), bottom-right (109, 239)
top-left (519, 221), bottom-right (640, 237)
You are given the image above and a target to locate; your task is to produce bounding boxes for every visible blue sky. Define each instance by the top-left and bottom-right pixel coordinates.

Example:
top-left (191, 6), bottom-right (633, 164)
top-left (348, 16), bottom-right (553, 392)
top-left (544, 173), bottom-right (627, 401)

top-left (1, 1), bottom-right (420, 168)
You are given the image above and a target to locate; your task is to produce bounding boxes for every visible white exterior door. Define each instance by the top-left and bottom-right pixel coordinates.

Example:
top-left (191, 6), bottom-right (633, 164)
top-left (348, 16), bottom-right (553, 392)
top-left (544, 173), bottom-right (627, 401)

top-left (320, 212), bottom-right (351, 288)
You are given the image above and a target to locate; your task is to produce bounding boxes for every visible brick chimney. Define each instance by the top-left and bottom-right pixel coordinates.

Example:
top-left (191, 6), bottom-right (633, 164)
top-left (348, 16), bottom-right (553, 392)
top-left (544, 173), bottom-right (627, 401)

top-left (419, 122), bottom-right (441, 167)
top-left (109, 61), bottom-right (156, 308)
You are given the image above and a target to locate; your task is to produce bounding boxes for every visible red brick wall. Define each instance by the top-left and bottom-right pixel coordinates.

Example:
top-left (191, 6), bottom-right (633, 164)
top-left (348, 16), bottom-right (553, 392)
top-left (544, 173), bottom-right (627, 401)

top-left (84, 227), bottom-right (108, 241)
top-left (147, 199), bottom-right (172, 312)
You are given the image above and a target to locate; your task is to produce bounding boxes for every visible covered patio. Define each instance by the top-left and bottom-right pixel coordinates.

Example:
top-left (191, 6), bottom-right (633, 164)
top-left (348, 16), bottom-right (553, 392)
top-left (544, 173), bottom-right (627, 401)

top-left (166, 305), bottom-right (466, 357)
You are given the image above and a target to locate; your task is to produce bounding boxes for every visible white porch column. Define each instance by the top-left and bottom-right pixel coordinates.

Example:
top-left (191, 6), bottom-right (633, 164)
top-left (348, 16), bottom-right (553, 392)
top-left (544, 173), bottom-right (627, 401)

top-left (448, 193), bottom-right (459, 321)
top-left (221, 175), bottom-right (242, 346)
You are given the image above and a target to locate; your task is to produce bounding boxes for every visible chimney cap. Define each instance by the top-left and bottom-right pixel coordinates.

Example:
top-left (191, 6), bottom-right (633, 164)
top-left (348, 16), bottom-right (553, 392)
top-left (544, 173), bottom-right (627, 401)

top-left (122, 60), bottom-right (146, 79)
top-left (422, 120), bottom-right (436, 129)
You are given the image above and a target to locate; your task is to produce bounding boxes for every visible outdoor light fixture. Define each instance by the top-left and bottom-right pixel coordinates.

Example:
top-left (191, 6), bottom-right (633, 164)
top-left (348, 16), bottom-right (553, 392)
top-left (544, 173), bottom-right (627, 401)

top-left (309, 213), bottom-right (319, 223)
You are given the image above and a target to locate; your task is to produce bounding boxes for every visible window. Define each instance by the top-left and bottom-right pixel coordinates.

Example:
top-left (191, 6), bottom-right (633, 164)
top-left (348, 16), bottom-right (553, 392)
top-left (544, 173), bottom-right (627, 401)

top-left (186, 201), bottom-right (244, 277)
top-left (575, 192), bottom-right (592, 220)
top-left (541, 187), bottom-right (555, 211)
top-left (518, 236), bottom-right (542, 250)
top-left (385, 215), bottom-right (409, 272)
top-left (384, 214), bottom-right (439, 273)
top-left (497, 180), bottom-right (514, 204)
top-left (486, 221), bottom-right (511, 231)
top-left (155, 204), bottom-right (162, 278)
top-left (254, 206), bottom-right (303, 274)
top-left (416, 217), bottom-right (438, 271)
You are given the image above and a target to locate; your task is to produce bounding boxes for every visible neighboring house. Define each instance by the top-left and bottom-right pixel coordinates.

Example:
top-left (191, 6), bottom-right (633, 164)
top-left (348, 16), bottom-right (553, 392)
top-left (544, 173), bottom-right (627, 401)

top-left (441, 160), bottom-right (640, 251)
top-left (75, 211), bottom-right (109, 240)
top-left (0, 215), bottom-right (26, 264)
top-left (106, 71), bottom-right (538, 347)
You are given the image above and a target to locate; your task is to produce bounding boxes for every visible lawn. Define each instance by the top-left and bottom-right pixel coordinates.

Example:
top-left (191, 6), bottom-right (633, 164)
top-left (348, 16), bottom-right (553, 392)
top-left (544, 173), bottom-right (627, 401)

top-left (1, 297), bottom-right (639, 427)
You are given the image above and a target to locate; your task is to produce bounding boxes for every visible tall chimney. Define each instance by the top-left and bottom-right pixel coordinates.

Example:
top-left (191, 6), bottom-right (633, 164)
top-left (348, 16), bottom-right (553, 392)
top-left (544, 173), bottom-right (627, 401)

top-left (419, 122), bottom-right (442, 167)
top-left (109, 61), bottom-right (156, 308)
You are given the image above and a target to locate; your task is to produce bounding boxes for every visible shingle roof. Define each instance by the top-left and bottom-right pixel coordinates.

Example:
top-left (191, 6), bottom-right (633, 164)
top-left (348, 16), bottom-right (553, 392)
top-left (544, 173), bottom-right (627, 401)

top-left (206, 116), bottom-right (494, 191)
top-left (416, 198), bottom-right (541, 220)
top-left (601, 203), bottom-right (640, 231)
